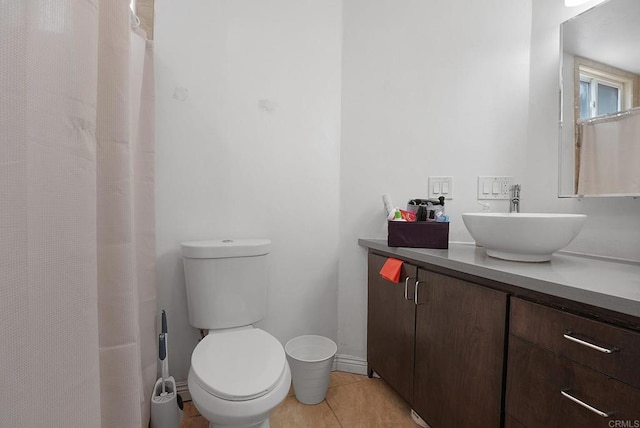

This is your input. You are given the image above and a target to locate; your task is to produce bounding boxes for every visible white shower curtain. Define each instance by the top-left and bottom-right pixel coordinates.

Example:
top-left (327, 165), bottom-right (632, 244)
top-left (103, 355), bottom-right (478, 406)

top-left (577, 108), bottom-right (640, 195)
top-left (0, 1), bottom-right (157, 427)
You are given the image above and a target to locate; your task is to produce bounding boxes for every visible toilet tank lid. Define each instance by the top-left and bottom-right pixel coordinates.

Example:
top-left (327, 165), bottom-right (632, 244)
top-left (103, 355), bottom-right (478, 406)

top-left (181, 239), bottom-right (271, 259)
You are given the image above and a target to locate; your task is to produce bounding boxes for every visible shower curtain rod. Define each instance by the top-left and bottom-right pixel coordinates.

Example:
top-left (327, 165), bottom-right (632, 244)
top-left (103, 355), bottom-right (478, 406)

top-left (578, 106), bottom-right (640, 125)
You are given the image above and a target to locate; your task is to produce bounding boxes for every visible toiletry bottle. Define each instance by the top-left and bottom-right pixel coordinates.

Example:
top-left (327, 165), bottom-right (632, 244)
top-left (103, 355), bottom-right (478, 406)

top-left (393, 208), bottom-right (406, 222)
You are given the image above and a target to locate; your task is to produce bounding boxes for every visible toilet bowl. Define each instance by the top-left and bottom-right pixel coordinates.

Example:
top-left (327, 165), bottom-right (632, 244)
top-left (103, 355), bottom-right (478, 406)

top-left (188, 327), bottom-right (291, 428)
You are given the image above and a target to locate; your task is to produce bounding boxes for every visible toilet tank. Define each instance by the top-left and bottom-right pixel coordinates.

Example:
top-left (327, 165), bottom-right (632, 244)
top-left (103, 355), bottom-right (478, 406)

top-left (181, 239), bottom-right (271, 330)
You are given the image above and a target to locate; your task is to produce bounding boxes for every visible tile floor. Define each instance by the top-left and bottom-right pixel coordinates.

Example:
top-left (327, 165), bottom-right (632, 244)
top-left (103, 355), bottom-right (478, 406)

top-left (180, 371), bottom-right (421, 428)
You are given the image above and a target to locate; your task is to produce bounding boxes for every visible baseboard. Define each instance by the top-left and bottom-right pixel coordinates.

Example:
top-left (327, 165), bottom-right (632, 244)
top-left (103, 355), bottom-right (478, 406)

top-left (176, 379), bottom-right (191, 402)
top-left (333, 353), bottom-right (368, 376)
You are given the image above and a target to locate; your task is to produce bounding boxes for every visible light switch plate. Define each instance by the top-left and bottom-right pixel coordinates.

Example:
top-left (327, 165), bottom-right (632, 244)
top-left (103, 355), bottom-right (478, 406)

top-left (477, 176), bottom-right (515, 200)
top-left (428, 176), bottom-right (453, 200)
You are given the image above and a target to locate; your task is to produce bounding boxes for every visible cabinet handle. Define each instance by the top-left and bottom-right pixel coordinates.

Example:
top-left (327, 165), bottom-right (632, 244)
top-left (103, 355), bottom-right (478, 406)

top-left (560, 390), bottom-right (611, 418)
top-left (414, 281), bottom-right (425, 305)
top-left (404, 277), bottom-right (416, 301)
top-left (563, 331), bottom-right (619, 354)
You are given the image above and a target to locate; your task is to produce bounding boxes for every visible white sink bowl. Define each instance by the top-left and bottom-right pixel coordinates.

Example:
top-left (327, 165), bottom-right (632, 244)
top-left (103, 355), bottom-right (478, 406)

top-left (462, 213), bottom-right (587, 262)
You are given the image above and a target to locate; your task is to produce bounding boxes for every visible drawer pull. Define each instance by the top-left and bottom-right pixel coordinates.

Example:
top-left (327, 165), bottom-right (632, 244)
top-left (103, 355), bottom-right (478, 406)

top-left (560, 390), bottom-right (611, 418)
top-left (404, 277), bottom-right (416, 301)
top-left (563, 332), bottom-right (619, 354)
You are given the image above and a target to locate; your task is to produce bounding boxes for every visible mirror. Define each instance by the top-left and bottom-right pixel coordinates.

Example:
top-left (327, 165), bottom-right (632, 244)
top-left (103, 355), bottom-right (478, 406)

top-left (559, 0), bottom-right (640, 197)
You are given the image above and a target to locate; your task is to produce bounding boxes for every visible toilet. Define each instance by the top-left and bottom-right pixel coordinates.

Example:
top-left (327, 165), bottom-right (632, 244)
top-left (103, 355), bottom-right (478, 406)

top-left (181, 239), bottom-right (291, 428)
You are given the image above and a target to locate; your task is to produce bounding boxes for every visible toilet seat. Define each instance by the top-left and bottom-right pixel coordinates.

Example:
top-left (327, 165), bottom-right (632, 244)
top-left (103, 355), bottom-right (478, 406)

top-left (190, 328), bottom-right (286, 401)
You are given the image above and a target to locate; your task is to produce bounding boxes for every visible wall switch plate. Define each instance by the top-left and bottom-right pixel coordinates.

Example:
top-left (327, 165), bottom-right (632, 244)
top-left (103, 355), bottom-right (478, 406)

top-left (428, 176), bottom-right (453, 200)
top-left (477, 176), bottom-right (515, 200)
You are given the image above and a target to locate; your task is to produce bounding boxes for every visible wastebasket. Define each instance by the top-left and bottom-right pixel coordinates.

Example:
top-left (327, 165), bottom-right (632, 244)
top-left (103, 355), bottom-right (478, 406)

top-left (285, 335), bottom-right (337, 405)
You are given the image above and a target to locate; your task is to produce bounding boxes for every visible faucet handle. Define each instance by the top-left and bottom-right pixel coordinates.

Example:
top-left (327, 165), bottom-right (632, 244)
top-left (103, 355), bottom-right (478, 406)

top-left (509, 184), bottom-right (521, 213)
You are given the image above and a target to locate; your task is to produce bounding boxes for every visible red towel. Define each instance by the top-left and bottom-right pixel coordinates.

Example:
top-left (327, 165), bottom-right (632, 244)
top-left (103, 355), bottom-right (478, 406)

top-left (379, 258), bottom-right (403, 283)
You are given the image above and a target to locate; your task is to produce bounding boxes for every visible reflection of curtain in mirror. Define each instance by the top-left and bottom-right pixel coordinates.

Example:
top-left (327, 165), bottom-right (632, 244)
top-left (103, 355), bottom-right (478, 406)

top-left (577, 108), bottom-right (640, 195)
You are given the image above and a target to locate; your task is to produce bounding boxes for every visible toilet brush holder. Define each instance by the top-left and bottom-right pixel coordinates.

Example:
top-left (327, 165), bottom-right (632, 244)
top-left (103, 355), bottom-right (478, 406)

top-left (150, 376), bottom-right (182, 428)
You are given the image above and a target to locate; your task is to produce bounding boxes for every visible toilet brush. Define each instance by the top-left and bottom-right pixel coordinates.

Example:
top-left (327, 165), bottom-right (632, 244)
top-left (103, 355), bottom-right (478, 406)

top-left (159, 334), bottom-right (168, 394)
top-left (162, 310), bottom-right (168, 366)
top-left (150, 312), bottom-right (182, 428)
top-left (160, 310), bottom-right (169, 392)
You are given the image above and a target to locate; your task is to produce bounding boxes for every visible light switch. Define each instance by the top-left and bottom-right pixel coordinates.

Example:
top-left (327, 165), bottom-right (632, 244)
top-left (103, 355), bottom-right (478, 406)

top-left (477, 176), bottom-right (515, 200)
top-left (428, 176), bottom-right (453, 200)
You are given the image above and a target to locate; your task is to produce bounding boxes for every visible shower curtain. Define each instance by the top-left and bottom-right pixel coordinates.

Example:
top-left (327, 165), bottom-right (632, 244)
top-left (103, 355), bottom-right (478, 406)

top-left (577, 108), bottom-right (640, 195)
top-left (0, 1), bottom-right (157, 427)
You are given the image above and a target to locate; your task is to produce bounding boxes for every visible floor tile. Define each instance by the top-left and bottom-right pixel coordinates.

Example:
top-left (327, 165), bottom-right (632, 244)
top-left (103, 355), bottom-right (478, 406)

top-left (182, 401), bottom-right (200, 418)
top-left (179, 410), bottom-right (209, 428)
top-left (270, 395), bottom-right (341, 428)
top-left (325, 377), bottom-right (417, 428)
top-left (177, 371), bottom-right (420, 428)
top-left (327, 371), bottom-right (368, 389)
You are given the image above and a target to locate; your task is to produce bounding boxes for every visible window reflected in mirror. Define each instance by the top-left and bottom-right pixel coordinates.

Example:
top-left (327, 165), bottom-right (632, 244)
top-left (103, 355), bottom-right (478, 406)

top-left (560, 0), bottom-right (640, 197)
top-left (575, 58), bottom-right (636, 120)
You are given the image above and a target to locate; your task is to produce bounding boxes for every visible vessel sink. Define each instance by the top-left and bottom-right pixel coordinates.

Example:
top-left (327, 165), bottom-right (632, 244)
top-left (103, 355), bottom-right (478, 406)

top-left (461, 213), bottom-right (587, 262)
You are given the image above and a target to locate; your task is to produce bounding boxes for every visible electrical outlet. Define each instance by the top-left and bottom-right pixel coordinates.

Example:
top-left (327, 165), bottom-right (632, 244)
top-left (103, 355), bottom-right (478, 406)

top-left (428, 176), bottom-right (453, 200)
top-left (477, 176), bottom-right (515, 200)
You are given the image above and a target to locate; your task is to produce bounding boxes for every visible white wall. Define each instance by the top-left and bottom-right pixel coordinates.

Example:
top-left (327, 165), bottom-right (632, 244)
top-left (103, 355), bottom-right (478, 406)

top-left (524, 0), bottom-right (640, 262)
top-left (337, 0), bottom-right (533, 363)
top-left (154, 0), bottom-right (640, 382)
top-left (154, 0), bottom-right (342, 381)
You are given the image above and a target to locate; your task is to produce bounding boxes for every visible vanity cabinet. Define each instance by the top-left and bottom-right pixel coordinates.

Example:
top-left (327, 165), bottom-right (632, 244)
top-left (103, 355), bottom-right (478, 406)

top-left (367, 253), bottom-right (508, 427)
top-left (367, 253), bottom-right (417, 404)
top-left (506, 298), bottom-right (640, 427)
top-left (362, 240), bottom-right (640, 428)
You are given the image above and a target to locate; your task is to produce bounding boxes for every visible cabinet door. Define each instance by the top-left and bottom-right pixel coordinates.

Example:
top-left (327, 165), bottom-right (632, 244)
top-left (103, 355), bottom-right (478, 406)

top-left (367, 253), bottom-right (417, 404)
top-left (413, 269), bottom-right (507, 428)
top-left (505, 414), bottom-right (527, 428)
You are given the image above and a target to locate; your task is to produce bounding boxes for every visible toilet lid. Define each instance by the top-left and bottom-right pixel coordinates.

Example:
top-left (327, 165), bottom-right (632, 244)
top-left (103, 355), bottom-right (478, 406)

top-left (191, 328), bottom-right (286, 401)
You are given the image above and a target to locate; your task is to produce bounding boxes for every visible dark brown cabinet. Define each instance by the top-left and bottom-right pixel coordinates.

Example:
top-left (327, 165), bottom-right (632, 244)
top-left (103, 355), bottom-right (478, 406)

top-left (506, 298), bottom-right (640, 427)
top-left (365, 246), bottom-right (640, 428)
top-left (367, 253), bottom-right (508, 427)
top-left (413, 269), bottom-right (507, 428)
top-left (367, 253), bottom-right (417, 404)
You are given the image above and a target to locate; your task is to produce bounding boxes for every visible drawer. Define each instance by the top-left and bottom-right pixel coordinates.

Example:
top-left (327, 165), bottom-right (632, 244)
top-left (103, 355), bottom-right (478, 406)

top-left (510, 297), bottom-right (640, 389)
top-left (506, 335), bottom-right (640, 428)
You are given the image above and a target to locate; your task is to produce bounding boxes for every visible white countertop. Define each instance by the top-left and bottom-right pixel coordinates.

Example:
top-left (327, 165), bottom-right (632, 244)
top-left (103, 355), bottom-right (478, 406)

top-left (359, 239), bottom-right (640, 318)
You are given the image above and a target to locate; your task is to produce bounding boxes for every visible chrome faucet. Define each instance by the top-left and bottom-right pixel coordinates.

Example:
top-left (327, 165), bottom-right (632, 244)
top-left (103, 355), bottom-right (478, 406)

top-left (510, 184), bottom-right (521, 213)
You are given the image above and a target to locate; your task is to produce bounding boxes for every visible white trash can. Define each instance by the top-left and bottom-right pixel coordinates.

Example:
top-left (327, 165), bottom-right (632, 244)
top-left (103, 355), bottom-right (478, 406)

top-left (285, 335), bottom-right (337, 405)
